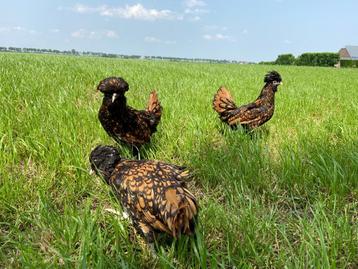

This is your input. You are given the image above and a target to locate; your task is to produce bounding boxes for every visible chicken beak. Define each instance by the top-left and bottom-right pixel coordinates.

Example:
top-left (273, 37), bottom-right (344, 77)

top-left (89, 168), bottom-right (94, 175)
top-left (112, 93), bottom-right (118, 103)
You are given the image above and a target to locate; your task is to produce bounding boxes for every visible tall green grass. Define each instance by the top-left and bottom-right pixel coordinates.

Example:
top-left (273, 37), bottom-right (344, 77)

top-left (0, 53), bottom-right (357, 268)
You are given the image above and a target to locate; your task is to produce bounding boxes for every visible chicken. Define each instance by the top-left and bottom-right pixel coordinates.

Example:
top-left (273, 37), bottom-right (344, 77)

top-left (89, 145), bottom-right (198, 243)
top-left (213, 71), bottom-right (282, 130)
top-left (97, 77), bottom-right (162, 156)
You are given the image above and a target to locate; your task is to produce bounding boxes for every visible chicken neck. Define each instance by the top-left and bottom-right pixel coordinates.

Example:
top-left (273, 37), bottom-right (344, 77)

top-left (102, 93), bottom-right (128, 114)
top-left (93, 159), bottom-right (118, 185)
top-left (256, 83), bottom-right (278, 105)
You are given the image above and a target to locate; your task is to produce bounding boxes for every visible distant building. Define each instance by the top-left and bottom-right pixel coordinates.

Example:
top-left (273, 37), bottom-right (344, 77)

top-left (337, 45), bottom-right (358, 67)
top-left (339, 46), bottom-right (358, 59)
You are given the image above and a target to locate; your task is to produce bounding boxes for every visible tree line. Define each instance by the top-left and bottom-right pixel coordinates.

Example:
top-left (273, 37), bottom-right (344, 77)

top-left (260, 52), bottom-right (340, 67)
top-left (0, 46), bottom-right (143, 59)
top-left (0, 46), bottom-right (251, 64)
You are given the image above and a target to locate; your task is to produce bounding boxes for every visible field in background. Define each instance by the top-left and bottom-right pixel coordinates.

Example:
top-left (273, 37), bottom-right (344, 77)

top-left (0, 53), bottom-right (357, 268)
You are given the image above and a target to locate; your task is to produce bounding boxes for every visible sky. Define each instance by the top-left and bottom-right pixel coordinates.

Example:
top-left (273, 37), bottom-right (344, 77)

top-left (1, 0), bottom-right (358, 62)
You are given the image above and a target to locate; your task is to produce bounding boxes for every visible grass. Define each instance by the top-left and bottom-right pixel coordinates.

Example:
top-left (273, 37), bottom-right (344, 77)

top-left (0, 52), bottom-right (357, 268)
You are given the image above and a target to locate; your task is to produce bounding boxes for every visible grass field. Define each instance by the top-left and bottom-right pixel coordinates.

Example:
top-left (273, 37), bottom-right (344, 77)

top-left (0, 53), bottom-right (357, 268)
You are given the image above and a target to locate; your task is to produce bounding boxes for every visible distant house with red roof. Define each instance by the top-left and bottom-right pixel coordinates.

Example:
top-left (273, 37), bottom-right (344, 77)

top-left (337, 46), bottom-right (358, 67)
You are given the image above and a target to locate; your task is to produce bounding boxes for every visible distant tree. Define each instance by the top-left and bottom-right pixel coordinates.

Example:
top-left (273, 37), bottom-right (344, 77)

top-left (103, 53), bottom-right (117, 58)
top-left (0, 46), bottom-right (251, 64)
top-left (275, 54), bottom-right (296, 65)
top-left (296, 52), bottom-right (339, 67)
top-left (340, 59), bottom-right (358, 68)
top-left (71, 49), bottom-right (79, 55)
top-left (258, 61), bottom-right (276, 65)
top-left (8, 47), bottom-right (22, 52)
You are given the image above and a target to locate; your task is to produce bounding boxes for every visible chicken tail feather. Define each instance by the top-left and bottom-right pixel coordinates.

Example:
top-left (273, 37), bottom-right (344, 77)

top-left (164, 188), bottom-right (198, 238)
top-left (212, 87), bottom-right (238, 123)
top-left (176, 194), bottom-right (198, 236)
top-left (146, 90), bottom-right (162, 132)
top-left (146, 91), bottom-right (162, 117)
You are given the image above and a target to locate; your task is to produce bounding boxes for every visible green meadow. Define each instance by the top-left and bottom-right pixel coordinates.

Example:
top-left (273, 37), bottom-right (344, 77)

top-left (0, 53), bottom-right (357, 268)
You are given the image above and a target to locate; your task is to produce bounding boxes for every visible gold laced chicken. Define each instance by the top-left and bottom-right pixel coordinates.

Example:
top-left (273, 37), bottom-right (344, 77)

top-left (89, 145), bottom-right (198, 243)
top-left (213, 71), bottom-right (282, 130)
top-left (97, 77), bottom-right (162, 156)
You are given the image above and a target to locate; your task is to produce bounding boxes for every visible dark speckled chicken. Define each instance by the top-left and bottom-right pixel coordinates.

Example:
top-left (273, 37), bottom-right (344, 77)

top-left (89, 145), bottom-right (198, 243)
top-left (213, 71), bottom-right (282, 130)
top-left (97, 77), bottom-right (162, 155)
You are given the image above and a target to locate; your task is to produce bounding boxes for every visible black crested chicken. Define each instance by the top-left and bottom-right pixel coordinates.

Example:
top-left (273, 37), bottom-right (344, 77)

top-left (213, 71), bottom-right (282, 130)
top-left (89, 145), bottom-right (198, 244)
top-left (97, 77), bottom-right (162, 156)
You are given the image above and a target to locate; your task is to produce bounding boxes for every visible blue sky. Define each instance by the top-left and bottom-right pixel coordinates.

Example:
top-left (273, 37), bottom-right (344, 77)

top-left (1, 0), bottom-right (357, 62)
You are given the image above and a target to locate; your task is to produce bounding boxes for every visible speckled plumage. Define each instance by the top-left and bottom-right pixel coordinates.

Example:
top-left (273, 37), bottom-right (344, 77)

top-left (97, 77), bottom-right (162, 149)
top-left (213, 71), bottom-right (282, 130)
top-left (89, 145), bottom-right (198, 243)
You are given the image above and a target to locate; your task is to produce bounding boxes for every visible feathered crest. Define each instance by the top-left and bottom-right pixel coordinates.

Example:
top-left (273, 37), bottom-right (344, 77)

top-left (264, 71), bottom-right (282, 83)
top-left (97, 77), bottom-right (129, 93)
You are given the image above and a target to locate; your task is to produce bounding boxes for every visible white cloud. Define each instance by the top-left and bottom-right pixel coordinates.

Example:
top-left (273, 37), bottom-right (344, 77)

top-left (184, 8), bottom-right (208, 14)
top-left (72, 4), bottom-right (99, 14)
top-left (242, 29), bottom-right (248, 34)
top-left (144, 36), bottom-right (161, 43)
top-left (203, 25), bottom-right (228, 32)
top-left (105, 30), bottom-right (119, 39)
top-left (0, 26), bottom-right (37, 35)
top-left (71, 29), bottom-right (119, 39)
top-left (70, 3), bottom-right (176, 21)
top-left (164, 40), bottom-right (177, 45)
top-left (284, 39), bottom-right (292, 44)
top-left (203, 33), bottom-right (234, 41)
top-left (144, 36), bottom-right (176, 45)
top-left (12, 26), bottom-right (26, 31)
top-left (184, 0), bottom-right (208, 16)
top-left (190, 16), bottom-right (201, 21)
top-left (185, 0), bottom-right (206, 8)
top-left (203, 26), bottom-right (236, 42)
top-left (71, 29), bottom-right (98, 39)
top-left (50, 28), bottom-right (60, 33)
top-left (67, 3), bottom-right (209, 21)
top-left (103, 4), bottom-right (173, 20)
